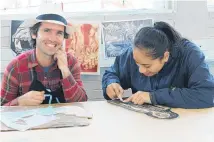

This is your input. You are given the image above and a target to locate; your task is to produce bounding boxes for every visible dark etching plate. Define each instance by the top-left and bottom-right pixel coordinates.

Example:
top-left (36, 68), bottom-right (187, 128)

top-left (107, 99), bottom-right (179, 119)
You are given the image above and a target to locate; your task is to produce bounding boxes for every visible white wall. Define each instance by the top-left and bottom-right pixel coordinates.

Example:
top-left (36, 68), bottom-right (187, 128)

top-left (1, 1), bottom-right (214, 73)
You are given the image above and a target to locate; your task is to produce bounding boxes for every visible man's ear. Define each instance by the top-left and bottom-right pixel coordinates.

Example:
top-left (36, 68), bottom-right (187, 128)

top-left (31, 34), bottom-right (36, 39)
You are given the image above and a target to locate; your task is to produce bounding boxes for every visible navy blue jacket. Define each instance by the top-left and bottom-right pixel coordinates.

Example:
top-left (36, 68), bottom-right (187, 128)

top-left (102, 40), bottom-right (214, 108)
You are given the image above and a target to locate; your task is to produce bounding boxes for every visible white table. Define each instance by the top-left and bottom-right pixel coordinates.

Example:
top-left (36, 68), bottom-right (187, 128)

top-left (1, 101), bottom-right (214, 142)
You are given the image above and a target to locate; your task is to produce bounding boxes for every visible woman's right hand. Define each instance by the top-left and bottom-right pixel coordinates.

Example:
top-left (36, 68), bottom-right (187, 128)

top-left (106, 83), bottom-right (124, 100)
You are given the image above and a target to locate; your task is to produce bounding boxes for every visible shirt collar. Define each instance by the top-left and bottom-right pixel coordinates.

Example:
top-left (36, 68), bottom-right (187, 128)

top-left (28, 49), bottom-right (58, 70)
top-left (28, 49), bottom-right (38, 68)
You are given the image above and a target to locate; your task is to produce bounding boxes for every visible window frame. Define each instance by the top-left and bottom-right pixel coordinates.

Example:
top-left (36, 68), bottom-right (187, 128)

top-left (207, 0), bottom-right (214, 11)
top-left (0, 0), bottom-right (175, 15)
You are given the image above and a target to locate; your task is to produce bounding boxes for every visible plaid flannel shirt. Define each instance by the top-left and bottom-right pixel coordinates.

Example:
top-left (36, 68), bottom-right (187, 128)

top-left (1, 49), bottom-right (87, 106)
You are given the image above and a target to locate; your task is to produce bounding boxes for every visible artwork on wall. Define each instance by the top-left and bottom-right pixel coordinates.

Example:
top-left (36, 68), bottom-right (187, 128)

top-left (65, 21), bottom-right (100, 75)
top-left (11, 20), bottom-right (32, 55)
top-left (102, 19), bottom-right (153, 58)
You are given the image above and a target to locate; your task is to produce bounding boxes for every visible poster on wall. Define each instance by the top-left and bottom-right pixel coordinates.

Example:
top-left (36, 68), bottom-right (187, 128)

top-left (11, 20), bottom-right (32, 55)
top-left (102, 19), bottom-right (153, 58)
top-left (65, 21), bottom-right (100, 75)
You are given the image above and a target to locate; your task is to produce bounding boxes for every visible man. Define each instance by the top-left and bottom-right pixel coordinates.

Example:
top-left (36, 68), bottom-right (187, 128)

top-left (1, 13), bottom-right (87, 106)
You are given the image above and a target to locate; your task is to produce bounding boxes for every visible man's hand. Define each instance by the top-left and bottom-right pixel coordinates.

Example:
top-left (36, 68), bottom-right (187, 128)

top-left (54, 47), bottom-right (71, 78)
top-left (106, 83), bottom-right (124, 100)
top-left (54, 47), bottom-right (68, 70)
top-left (124, 91), bottom-right (151, 105)
top-left (18, 91), bottom-right (45, 106)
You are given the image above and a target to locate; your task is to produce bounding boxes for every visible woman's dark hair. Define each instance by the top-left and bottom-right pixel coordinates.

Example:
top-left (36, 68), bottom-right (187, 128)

top-left (29, 22), bottom-right (69, 48)
top-left (134, 21), bottom-right (182, 59)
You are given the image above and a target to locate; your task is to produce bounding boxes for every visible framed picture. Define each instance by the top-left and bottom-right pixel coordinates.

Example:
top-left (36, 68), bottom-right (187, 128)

top-left (11, 20), bottom-right (32, 55)
top-left (65, 21), bottom-right (101, 75)
top-left (102, 19), bottom-right (153, 58)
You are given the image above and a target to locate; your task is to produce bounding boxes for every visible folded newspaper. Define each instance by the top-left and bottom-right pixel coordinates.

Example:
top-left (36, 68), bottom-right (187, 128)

top-left (0, 106), bottom-right (92, 131)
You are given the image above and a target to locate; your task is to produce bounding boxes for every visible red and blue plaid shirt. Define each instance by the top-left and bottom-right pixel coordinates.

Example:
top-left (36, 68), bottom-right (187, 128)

top-left (1, 49), bottom-right (87, 106)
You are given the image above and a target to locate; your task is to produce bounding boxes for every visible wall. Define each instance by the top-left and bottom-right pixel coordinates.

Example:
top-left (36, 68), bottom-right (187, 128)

top-left (1, 1), bottom-right (214, 100)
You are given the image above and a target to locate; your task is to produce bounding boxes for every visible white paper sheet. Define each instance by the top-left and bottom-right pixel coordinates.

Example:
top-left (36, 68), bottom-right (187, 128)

top-left (1, 105), bottom-right (92, 131)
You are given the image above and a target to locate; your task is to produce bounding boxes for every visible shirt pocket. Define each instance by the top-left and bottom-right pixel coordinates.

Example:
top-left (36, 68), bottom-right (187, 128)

top-left (46, 79), bottom-right (61, 91)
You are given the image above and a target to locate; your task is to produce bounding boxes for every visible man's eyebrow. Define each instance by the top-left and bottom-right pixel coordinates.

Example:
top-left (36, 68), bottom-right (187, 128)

top-left (42, 28), bottom-right (50, 30)
top-left (57, 30), bottom-right (64, 33)
top-left (43, 28), bottom-right (64, 33)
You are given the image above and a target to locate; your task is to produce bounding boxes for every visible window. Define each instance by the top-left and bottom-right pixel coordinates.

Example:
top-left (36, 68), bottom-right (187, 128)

top-left (29, 0), bottom-right (42, 7)
top-left (54, 0), bottom-right (173, 12)
top-left (208, 0), bottom-right (214, 11)
top-left (56, 0), bottom-right (101, 12)
top-left (0, 0), bottom-right (42, 14)
top-left (16, 0), bottom-right (29, 8)
top-left (101, 0), bottom-right (154, 10)
top-left (0, 0), bottom-right (16, 10)
top-left (0, 0), bottom-right (172, 14)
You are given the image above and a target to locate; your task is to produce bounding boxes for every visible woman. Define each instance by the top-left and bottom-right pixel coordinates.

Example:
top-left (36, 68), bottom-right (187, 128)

top-left (102, 21), bottom-right (214, 109)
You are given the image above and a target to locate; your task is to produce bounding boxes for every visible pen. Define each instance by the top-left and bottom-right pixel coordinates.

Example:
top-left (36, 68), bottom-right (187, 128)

top-left (118, 94), bottom-right (124, 102)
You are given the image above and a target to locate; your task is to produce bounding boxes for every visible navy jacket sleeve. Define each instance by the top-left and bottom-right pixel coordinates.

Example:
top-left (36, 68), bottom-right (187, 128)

top-left (150, 45), bottom-right (214, 108)
top-left (102, 49), bottom-right (132, 100)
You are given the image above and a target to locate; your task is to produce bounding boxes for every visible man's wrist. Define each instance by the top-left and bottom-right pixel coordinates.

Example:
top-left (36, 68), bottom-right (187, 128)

top-left (17, 97), bottom-right (22, 106)
top-left (60, 67), bottom-right (71, 78)
top-left (59, 66), bottom-right (69, 71)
